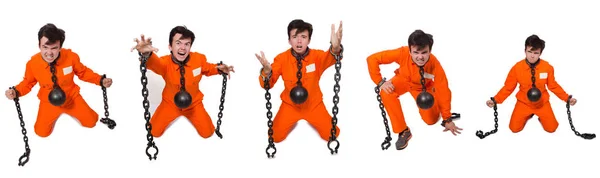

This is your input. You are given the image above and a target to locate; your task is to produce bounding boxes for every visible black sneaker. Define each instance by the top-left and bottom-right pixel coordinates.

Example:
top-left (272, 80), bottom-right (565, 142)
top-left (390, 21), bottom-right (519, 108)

top-left (395, 128), bottom-right (412, 150)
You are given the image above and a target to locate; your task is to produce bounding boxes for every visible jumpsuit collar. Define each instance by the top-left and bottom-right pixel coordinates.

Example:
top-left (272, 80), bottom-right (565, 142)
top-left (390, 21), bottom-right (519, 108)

top-left (291, 47), bottom-right (310, 61)
top-left (525, 58), bottom-right (540, 68)
top-left (171, 52), bottom-right (190, 67)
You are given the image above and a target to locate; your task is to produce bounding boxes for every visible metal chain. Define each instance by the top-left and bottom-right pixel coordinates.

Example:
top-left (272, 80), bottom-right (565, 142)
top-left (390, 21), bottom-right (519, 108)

top-left (327, 45), bottom-right (343, 154)
top-left (10, 87), bottom-right (31, 166)
top-left (50, 62), bottom-right (58, 88)
top-left (295, 58), bottom-right (303, 85)
top-left (179, 63), bottom-right (186, 91)
top-left (215, 61), bottom-right (227, 139)
top-left (476, 97), bottom-right (499, 139)
top-left (419, 66), bottom-right (426, 91)
top-left (374, 78), bottom-right (392, 150)
top-left (565, 95), bottom-right (596, 140)
top-left (139, 54), bottom-right (158, 160)
top-left (99, 74), bottom-right (116, 129)
top-left (530, 66), bottom-right (536, 88)
top-left (263, 72), bottom-right (276, 158)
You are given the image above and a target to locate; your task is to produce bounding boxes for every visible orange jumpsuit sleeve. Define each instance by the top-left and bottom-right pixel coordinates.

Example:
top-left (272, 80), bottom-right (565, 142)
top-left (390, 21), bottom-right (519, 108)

top-left (318, 47), bottom-right (343, 72)
top-left (546, 65), bottom-right (570, 102)
top-left (72, 53), bottom-right (103, 86)
top-left (199, 55), bottom-right (220, 76)
top-left (432, 59), bottom-right (453, 120)
top-left (14, 60), bottom-right (38, 96)
top-left (258, 54), bottom-right (282, 89)
top-left (493, 64), bottom-right (518, 104)
top-left (143, 52), bottom-right (167, 76)
top-left (366, 48), bottom-right (403, 85)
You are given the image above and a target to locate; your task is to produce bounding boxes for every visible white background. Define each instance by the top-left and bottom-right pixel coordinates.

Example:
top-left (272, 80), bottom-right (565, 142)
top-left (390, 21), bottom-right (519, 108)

top-left (1, 0), bottom-right (598, 177)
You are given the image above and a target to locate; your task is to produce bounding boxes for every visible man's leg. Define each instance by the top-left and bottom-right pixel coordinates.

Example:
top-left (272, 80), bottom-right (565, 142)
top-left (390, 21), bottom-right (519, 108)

top-left (305, 102), bottom-right (340, 142)
top-left (34, 102), bottom-right (63, 137)
top-left (380, 81), bottom-right (410, 133)
top-left (272, 103), bottom-right (302, 143)
top-left (149, 101), bottom-right (182, 137)
top-left (63, 94), bottom-right (99, 128)
top-left (509, 101), bottom-right (535, 133)
top-left (409, 90), bottom-right (441, 125)
top-left (182, 103), bottom-right (215, 138)
top-left (534, 101), bottom-right (559, 133)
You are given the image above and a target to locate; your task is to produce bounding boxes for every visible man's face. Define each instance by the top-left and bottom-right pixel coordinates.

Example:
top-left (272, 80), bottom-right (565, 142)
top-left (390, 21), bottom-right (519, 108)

top-left (525, 46), bottom-right (542, 64)
top-left (39, 36), bottom-right (61, 63)
top-left (169, 33), bottom-right (192, 61)
top-left (410, 45), bottom-right (431, 66)
top-left (288, 29), bottom-right (310, 54)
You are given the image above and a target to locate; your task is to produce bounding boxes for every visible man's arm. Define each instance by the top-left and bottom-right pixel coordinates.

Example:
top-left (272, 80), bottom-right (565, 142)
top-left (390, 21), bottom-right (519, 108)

top-left (493, 65), bottom-right (519, 104)
top-left (14, 61), bottom-right (38, 97)
top-left (259, 55), bottom-right (282, 89)
top-left (546, 65), bottom-right (570, 102)
top-left (366, 47), bottom-right (404, 85)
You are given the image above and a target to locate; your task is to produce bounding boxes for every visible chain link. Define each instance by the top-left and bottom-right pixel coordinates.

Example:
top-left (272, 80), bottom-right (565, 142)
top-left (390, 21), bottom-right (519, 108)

top-left (99, 74), bottom-right (116, 129)
top-left (10, 87), bottom-right (31, 166)
top-left (530, 66), bottom-right (536, 88)
top-left (327, 45), bottom-right (343, 154)
top-left (374, 78), bottom-right (392, 150)
top-left (139, 54), bottom-right (158, 160)
top-left (215, 61), bottom-right (228, 139)
top-left (50, 62), bottom-right (58, 88)
top-left (565, 95), bottom-right (596, 139)
top-left (262, 71), bottom-right (276, 158)
top-left (419, 66), bottom-right (426, 91)
top-left (476, 97), bottom-right (499, 139)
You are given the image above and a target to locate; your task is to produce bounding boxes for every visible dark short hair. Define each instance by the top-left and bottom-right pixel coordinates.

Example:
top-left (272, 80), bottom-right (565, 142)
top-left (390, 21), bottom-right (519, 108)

top-left (287, 19), bottom-right (313, 40)
top-left (525, 34), bottom-right (545, 52)
top-left (408, 29), bottom-right (433, 51)
top-left (38, 23), bottom-right (65, 47)
top-left (169, 26), bottom-right (195, 46)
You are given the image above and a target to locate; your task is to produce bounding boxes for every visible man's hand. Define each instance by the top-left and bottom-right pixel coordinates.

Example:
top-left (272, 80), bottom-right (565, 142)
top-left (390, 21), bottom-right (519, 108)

top-left (443, 120), bottom-right (463, 136)
top-left (5, 88), bottom-right (16, 100)
top-left (217, 64), bottom-right (235, 79)
top-left (102, 78), bottom-right (113, 88)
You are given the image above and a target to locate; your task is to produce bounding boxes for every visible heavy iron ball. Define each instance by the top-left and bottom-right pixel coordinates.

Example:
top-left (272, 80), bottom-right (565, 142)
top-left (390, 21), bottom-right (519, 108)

top-left (416, 91), bottom-right (434, 109)
top-left (290, 85), bottom-right (308, 104)
top-left (48, 87), bottom-right (66, 106)
top-left (174, 90), bottom-right (192, 109)
top-left (527, 87), bottom-right (541, 102)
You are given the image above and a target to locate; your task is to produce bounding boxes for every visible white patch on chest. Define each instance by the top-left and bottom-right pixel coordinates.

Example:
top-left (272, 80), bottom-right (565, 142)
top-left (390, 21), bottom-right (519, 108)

top-left (306, 63), bottom-right (315, 73)
top-left (63, 66), bottom-right (72, 75)
top-left (423, 72), bottom-right (434, 79)
top-left (539, 72), bottom-right (547, 79)
top-left (193, 67), bottom-right (201, 77)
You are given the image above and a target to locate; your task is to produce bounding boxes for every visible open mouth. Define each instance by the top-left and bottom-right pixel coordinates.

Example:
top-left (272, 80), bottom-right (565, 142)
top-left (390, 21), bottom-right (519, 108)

top-left (295, 46), bottom-right (303, 50)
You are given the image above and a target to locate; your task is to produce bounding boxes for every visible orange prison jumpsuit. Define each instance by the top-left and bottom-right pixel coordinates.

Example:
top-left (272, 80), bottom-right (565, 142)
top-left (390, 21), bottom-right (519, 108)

top-left (145, 52), bottom-right (220, 138)
top-left (492, 59), bottom-right (569, 133)
top-left (367, 46), bottom-right (453, 133)
top-left (14, 48), bottom-right (103, 137)
top-left (259, 48), bottom-right (341, 143)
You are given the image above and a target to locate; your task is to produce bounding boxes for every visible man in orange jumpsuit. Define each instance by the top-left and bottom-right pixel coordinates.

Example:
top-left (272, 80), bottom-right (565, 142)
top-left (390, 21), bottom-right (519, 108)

top-left (131, 26), bottom-right (235, 138)
top-left (367, 30), bottom-right (462, 150)
top-left (486, 34), bottom-right (577, 133)
top-left (4, 23), bottom-right (113, 137)
top-left (255, 19), bottom-right (343, 143)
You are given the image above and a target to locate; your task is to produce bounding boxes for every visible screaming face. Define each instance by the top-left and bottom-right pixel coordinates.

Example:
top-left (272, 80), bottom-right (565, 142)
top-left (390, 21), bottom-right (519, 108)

top-left (169, 33), bottom-right (192, 61)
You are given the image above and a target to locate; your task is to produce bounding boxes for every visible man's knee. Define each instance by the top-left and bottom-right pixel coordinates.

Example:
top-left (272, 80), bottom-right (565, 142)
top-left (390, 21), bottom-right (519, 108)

top-left (509, 124), bottom-right (524, 133)
top-left (34, 124), bottom-right (53, 138)
top-left (542, 120), bottom-right (558, 133)
top-left (197, 127), bottom-right (215, 138)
